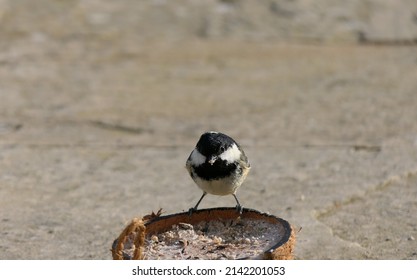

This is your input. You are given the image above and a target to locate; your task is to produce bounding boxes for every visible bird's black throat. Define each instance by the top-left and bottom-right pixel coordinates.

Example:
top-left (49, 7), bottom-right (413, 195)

top-left (192, 159), bottom-right (239, 181)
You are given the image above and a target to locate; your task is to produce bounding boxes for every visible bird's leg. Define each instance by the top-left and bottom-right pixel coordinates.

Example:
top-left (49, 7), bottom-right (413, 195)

top-left (188, 192), bottom-right (207, 215)
top-left (233, 194), bottom-right (243, 214)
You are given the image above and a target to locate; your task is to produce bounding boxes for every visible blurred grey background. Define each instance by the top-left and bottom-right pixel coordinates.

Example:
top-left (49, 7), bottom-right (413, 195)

top-left (0, 0), bottom-right (416, 259)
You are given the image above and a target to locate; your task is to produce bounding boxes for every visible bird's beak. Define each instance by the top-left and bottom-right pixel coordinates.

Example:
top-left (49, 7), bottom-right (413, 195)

top-left (208, 155), bottom-right (217, 165)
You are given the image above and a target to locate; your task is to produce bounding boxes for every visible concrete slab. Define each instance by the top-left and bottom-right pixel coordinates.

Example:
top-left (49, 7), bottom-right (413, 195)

top-left (0, 1), bottom-right (416, 260)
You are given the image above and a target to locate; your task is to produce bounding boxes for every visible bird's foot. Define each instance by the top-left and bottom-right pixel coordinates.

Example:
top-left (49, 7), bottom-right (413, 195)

top-left (232, 194), bottom-right (243, 214)
top-left (236, 204), bottom-right (243, 215)
top-left (188, 207), bottom-right (196, 216)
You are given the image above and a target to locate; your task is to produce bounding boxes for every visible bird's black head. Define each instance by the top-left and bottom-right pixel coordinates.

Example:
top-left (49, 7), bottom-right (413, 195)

top-left (196, 131), bottom-right (237, 157)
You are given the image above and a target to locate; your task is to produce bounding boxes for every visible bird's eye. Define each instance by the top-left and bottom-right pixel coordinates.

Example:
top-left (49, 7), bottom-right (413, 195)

top-left (219, 146), bottom-right (225, 153)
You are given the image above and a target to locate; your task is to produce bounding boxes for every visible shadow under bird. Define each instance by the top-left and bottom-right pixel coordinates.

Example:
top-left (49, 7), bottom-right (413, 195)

top-left (186, 131), bottom-right (250, 214)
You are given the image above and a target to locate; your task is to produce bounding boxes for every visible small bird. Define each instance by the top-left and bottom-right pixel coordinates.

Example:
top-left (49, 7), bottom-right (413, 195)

top-left (186, 131), bottom-right (250, 214)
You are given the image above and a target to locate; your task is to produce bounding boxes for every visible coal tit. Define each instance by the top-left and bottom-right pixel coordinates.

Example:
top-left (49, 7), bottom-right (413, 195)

top-left (186, 131), bottom-right (250, 214)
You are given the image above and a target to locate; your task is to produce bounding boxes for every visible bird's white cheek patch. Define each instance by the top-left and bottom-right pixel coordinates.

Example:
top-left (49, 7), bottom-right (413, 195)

top-left (219, 143), bottom-right (241, 163)
top-left (190, 149), bottom-right (206, 166)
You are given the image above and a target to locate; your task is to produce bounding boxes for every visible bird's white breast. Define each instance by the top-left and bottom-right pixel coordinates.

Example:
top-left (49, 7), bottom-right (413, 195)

top-left (193, 176), bottom-right (238, 195)
top-left (191, 165), bottom-right (250, 196)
